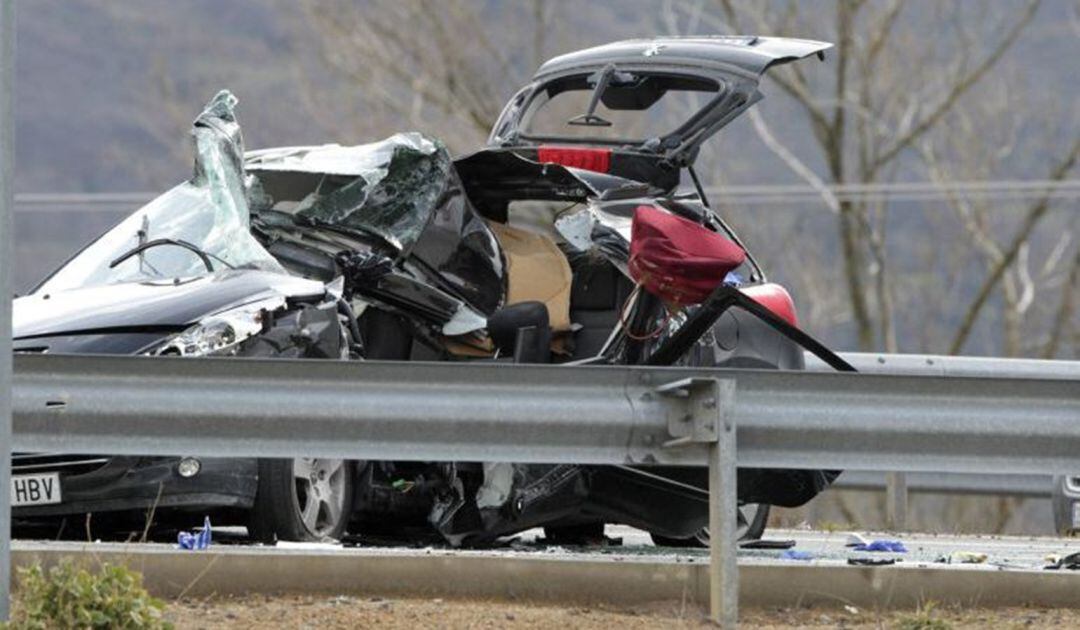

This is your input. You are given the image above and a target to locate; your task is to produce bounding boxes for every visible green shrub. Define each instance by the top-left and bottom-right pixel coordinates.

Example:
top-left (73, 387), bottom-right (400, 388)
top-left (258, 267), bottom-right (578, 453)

top-left (3, 560), bottom-right (171, 630)
top-left (895, 600), bottom-right (953, 630)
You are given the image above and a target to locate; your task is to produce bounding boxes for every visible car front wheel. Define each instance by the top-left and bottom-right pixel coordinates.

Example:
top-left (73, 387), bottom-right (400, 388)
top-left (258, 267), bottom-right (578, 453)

top-left (250, 458), bottom-right (354, 543)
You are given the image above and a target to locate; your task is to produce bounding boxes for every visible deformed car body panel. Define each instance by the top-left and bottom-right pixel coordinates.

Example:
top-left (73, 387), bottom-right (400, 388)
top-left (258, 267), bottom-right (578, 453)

top-left (248, 135), bottom-right (506, 319)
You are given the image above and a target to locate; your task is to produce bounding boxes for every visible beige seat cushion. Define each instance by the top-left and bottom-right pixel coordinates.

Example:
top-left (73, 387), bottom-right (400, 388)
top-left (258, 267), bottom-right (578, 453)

top-left (487, 221), bottom-right (573, 333)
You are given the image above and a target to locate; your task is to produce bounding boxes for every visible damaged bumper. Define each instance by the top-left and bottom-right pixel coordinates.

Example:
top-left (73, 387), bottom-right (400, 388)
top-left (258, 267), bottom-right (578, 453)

top-left (11, 455), bottom-right (257, 520)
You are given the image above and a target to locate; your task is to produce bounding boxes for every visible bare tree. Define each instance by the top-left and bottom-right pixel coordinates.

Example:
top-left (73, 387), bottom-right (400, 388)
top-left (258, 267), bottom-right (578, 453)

top-left (297, 0), bottom-right (582, 153)
top-left (711, 0), bottom-right (1042, 351)
top-left (946, 143), bottom-right (1079, 354)
top-left (916, 77), bottom-right (1080, 357)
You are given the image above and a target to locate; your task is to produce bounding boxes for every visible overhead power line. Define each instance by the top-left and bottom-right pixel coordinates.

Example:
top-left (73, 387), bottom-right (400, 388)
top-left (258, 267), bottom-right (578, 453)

top-left (11, 179), bottom-right (1080, 212)
top-left (707, 179), bottom-right (1080, 205)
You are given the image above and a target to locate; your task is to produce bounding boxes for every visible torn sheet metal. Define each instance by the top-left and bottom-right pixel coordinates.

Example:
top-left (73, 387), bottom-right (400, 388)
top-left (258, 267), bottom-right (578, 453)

top-left (554, 202), bottom-right (632, 265)
top-left (248, 133), bottom-right (446, 252)
top-left (245, 133), bottom-right (437, 178)
top-left (236, 299), bottom-right (347, 360)
top-left (248, 133), bottom-right (507, 318)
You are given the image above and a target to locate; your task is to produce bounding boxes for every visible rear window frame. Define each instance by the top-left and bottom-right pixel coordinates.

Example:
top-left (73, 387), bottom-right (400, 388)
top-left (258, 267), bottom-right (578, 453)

top-left (514, 69), bottom-right (728, 148)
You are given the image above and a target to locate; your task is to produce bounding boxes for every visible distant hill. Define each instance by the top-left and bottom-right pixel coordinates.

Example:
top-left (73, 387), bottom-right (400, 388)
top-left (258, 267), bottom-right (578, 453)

top-left (13, 1), bottom-right (1076, 193)
top-left (15, 0), bottom-right (323, 192)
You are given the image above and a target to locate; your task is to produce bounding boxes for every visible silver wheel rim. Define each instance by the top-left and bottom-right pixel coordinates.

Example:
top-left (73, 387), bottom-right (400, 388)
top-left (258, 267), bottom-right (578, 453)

top-left (694, 503), bottom-right (764, 544)
top-left (292, 458), bottom-right (347, 538)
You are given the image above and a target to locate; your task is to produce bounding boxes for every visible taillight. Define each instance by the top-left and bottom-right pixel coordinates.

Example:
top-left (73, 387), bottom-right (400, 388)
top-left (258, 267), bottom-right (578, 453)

top-left (740, 283), bottom-right (798, 327)
top-left (536, 146), bottom-right (611, 173)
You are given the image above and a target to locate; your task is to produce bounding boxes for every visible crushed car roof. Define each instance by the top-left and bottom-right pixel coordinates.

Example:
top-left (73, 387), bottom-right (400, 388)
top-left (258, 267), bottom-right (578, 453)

top-left (244, 133), bottom-right (439, 177)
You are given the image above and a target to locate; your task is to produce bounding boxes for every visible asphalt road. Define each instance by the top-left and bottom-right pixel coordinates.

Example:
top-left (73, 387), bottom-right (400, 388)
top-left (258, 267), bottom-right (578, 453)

top-left (608, 526), bottom-right (1080, 569)
top-left (15, 523), bottom-right (1080, 571)
top-left (201, 523), bottom-right (1080, 572)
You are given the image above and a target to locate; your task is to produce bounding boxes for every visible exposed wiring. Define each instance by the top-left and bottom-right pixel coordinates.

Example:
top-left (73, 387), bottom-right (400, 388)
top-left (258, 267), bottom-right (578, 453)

top-left (617, 285), bottom-right (673, 341)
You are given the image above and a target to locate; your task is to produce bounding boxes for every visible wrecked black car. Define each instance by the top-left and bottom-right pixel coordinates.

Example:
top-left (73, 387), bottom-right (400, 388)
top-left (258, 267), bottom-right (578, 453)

top-left (13, 93), bottom-right (357, 542)
top-left (13, 36), bottom-right (848, 545)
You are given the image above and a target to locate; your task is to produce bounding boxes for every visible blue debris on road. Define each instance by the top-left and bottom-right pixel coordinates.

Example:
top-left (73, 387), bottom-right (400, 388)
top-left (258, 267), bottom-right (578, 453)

top-left (852, 539), bottom-right (907, 553)
top-left (178, 516), bottom-right (213, 550)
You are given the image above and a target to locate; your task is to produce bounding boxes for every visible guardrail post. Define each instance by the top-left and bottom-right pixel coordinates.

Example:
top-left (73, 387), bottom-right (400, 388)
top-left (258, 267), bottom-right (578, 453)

top-left (886, 472), bottom-right (908, 530)
top-left (0, 0), bottom-right (15, 620)
top-left (707, 379), bottom-right (738, 628)
top-left (657, 377), bottom-right (739, 627)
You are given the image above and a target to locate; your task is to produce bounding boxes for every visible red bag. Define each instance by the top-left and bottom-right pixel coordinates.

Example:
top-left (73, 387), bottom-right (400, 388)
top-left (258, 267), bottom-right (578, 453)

top-left (628, 205), bottom-right (746, 307)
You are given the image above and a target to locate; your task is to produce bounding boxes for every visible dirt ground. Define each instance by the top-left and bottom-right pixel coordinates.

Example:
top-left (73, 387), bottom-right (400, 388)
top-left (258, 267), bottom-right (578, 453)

top-left (167, 596), bottom-right (1080, 629)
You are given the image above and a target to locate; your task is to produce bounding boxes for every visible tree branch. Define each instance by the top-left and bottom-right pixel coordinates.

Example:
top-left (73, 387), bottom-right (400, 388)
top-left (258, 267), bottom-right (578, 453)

top-left (868, 0), bottom-right (1040, 174)
top-left (948, 136), bottom-right (1080, 354)
top-left (1041, 248), bottom-right (1079, 359)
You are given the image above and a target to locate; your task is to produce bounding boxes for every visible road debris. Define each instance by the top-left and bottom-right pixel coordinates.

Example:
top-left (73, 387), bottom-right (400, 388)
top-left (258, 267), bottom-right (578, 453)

top-left (851, 539), bottom-right (907, 553)
top-left (844, 532), bottom-right (870, 547)
top-left (937, 551), bottom-right (988, 564)
top-left (1044, 551), bottom-right (1080, 570)
top-left (847, 557), bottom-right (899, 566)
top-left (177, 516), bottom-right (212, 550)
top-left (740, 539), bottom-right (796, 550)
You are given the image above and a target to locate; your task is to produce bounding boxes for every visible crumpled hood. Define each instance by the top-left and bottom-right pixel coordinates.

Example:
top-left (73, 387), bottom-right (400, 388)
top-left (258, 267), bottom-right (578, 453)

top-left (14, 270), bottom-right (325, 339)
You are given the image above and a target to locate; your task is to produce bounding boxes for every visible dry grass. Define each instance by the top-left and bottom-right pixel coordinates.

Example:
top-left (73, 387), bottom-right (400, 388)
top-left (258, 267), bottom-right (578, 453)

top-left (164, 595), bottom-right (1080, 629)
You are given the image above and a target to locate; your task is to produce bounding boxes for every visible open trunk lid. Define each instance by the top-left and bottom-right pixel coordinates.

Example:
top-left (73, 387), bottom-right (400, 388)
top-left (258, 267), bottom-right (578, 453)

top-left (488, 36), bottom-right (831, 171)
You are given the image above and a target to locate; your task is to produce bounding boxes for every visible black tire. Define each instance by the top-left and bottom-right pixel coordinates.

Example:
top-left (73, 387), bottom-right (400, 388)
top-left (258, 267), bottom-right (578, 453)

top-left (250, 458), bottom-right (354, 543)
top-left (650, 503), bottom-right (771, 547)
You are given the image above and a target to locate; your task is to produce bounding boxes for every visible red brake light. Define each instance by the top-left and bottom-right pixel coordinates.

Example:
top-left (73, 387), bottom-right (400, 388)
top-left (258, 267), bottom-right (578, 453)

top-left (536, 146), bottom-right (611, 173)
top-left (740, 283), bottom-right (798, 327)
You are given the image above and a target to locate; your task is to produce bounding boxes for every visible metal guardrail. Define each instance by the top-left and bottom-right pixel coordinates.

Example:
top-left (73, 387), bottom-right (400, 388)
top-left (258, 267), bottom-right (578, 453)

top-left (832, 471), bottom-right (1051, 497)
top-left (7, 352), bottom-right (1080, 626)
top-left (13, 179), bottom-right (1080, 212)
top-left (805, 352), bottom-right (1080, 526)
top-left (805, 351), bottom-right (1080, 380)
top-left (12, 354), bottom-right (1080, 472)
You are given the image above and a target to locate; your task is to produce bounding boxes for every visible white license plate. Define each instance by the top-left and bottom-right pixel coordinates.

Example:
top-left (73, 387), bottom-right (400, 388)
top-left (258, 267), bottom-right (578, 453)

top-left (11, 473), bottom-right (62, 507)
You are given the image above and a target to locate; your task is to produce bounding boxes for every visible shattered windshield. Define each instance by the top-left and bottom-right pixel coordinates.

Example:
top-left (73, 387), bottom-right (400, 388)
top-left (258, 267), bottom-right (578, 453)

top-left (37, 91), bottom-right (284, 294)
